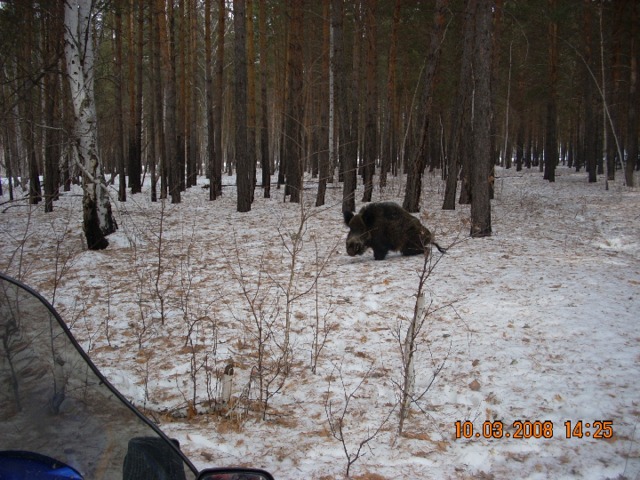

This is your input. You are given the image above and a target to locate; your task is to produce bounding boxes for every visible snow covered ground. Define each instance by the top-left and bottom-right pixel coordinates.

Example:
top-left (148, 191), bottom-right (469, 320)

top-left (1, 166), bottom-right (639, 479)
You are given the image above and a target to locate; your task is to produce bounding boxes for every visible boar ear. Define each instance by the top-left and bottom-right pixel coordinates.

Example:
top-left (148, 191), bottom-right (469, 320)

top-left (343, 210), bottom-right (355, 226)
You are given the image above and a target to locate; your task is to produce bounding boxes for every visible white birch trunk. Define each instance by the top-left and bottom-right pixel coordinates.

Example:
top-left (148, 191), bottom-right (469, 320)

top-left (399, 293), bottom-right (424, 433)
top-left (221, 363), bottom-right (234, 404)
top-left (64, 0), bottom-right (116, 249)
top-left (403, 294), bottom-right (422, 407)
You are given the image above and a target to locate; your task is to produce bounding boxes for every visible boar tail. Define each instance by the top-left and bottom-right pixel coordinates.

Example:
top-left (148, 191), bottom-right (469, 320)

top-left (432, 242), bottom-right (447, 254)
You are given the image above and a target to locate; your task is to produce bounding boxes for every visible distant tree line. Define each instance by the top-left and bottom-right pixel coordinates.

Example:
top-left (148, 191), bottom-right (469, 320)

top-left (0, 0), bottom-right (638, 244)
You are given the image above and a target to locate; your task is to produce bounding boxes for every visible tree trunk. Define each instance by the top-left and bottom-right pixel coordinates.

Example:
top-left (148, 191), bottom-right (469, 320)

top-left (188, 0), bottom-right (199, 187)
top-left (19, 2), bottom-right (41, 205)
top-left (246, 0), bottom-right (257, 201)
top-left (333, 0), bottom-right (356, 213)
top-left (582, 1), bottom-right (598, 183)
top-left (380, 0), bottom-right (401, 190)
top-left (443, 0), bottom-right (474, 210)
top-left (178, 0), bottom-right (187, 192)
top-left (205, 0), bottom-right (215, 197)
top-left (153, 0), bottom-right (180, 202)
top-left (259, 0), bottom-right (271, 198)
top-left (127, 0), bottom-right (142, 195)
top-left (351, 3), bottom-right (363, 189)
top-left (606, 0), bottom-right (624, 184)
top-left (455, 3), bottom-right (478, 207)
top-left (626, 1), bottom-right (638, 186)
top-left (544, 0), bottom-right (558, 183)
top-left (234, 0), bottom-right (252, 212)
top-left (149, 67), bottom-right (158, 202)
top-left (404, 0), bottom-right (447, 213)
top-left (28, 149), bottom-right (41, 205)
top-left (150, 0), bottom-right (165, 200)
top-left (43, 0), bottom-right (63, 213)
top-left (316, 0), bottom-right (331, 207)
top-left (284, 0), bottom-right (304, 203)
top-left (3, 117), bottom-right (18, 201)
top-left (115, 5), bottom-right (126, 202)
top-left (514, 69), bottom-right (526, 172)
top-left (469, 0), bottom-right (493, 237)
top-left (213, 0), bottom-right (225, 198)
top-left (64, 0), bottom-right (117, 250)
top-left (361, 0), bottom-right (377, 203)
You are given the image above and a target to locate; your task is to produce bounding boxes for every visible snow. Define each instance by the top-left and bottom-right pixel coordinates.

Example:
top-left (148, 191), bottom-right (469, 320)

top-left (1, 166), bottom-right (639, 479)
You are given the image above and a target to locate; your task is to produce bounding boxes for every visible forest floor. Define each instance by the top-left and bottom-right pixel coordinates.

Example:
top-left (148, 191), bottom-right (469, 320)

top-left (1, 166), bottom-right (640, 479)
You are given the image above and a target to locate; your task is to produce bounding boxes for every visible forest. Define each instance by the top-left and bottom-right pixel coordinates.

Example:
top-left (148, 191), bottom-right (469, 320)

top-left (0, 0), bottom-right (638, 249)
top-left (2, 2), bottom-right (640, 479)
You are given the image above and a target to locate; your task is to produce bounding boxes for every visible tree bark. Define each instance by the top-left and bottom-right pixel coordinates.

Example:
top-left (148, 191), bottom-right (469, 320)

top-left (150, 0), bottom-right (165, 200)
top-left (403, 0), bottom-right (447, 213)
top-left (155, 0), bottom-right (180, 203)
top-left (284, 0), bottom-right (304, 203)
top-left (64, 0), bottom-right (117, 250)
top-left (626, 1), bottom-right (638, 186)
top-left (544, 0), bottom-right (558, 183)
top-left (247, 0), bottom-right (257, 201)
top-left (213, 0), bottom-right (225, 198)
top-left (380, 0), bottom-right (401, 190)
top-left (18, 2), bottom-right (41, 205)
top-left (234, 0), bottom-right (252, 212)
top-left (469, 0), bottom-right (493, 237)
top-left (127, 0), bottom-right (142, 194)
top-left (333, 0), bottom-right (356, 213)
top-left (205, 0), bottom-right (215, 197)
top-left (178, 0), bottom-right (187, 192)
top-left (43, 0), bottom-right (63, 212)
top-left (115, 5), bottom-right (126, 202)
top-left (188, 0), bottom-right (199, 187)
top-left (316, 0), bottom-right (331, 207)
top-left (259, 0), bottom-right (271, 198)
top-left (443, 0), bottom-right (474, 210)
top-left (361, 0), bottom-right (377, 203)
top-left (583, 1), bottom-right (598, 183)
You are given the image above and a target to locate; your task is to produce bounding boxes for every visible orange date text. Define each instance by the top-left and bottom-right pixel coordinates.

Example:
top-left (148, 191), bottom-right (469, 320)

top-left (454, 420), bottom-right (553, 439)
top-left (455, 420), bottom-right (614, 440)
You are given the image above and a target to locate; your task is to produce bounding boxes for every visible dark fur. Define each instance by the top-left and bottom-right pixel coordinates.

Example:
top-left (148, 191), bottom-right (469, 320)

top-left (343, 202), bottom-right (445, 260)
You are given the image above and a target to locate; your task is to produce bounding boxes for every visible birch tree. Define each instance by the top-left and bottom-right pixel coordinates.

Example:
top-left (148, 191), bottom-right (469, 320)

top-left (64, 0), bottom-right (117, 250)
